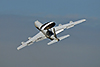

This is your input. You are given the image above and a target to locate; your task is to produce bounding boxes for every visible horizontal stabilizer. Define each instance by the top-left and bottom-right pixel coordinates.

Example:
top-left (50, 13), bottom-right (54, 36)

top-left (48, 34), bottom-right (70, 45)
top-left (59, 34), bottom-right (70, 40)
top-left (48, 40), bottom-right (58, 45)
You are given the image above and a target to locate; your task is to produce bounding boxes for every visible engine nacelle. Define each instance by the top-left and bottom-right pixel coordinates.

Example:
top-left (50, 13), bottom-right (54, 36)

top-left (28, 37), bottom-right (31, 40)
top-left (70, 21), bottom-right (73, 23)
top-left (34, 20), bottom-right (56, 30)
top-left (21, 42), bottom-right (24, 45)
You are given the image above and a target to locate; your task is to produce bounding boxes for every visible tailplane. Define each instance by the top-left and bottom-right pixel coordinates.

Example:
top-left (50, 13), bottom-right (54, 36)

top-left (48, 34), bottom-right (70, 45)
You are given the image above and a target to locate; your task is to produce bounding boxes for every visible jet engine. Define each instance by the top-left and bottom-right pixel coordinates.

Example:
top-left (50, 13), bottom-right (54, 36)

top-left (34, 20), bottom-right (56, 31)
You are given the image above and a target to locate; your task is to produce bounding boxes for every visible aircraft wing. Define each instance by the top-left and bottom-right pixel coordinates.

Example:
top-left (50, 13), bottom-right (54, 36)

top-left (54, 19), bottom-right (86, 34)
top-left (17, 32), bottom-right (46, 50)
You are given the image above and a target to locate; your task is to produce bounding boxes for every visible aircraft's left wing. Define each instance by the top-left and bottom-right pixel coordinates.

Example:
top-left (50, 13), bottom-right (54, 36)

top-left (17, 32), bottom-right (46, 50)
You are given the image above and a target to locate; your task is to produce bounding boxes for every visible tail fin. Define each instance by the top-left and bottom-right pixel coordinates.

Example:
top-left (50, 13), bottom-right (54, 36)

top-left (34, 20), bottom-right (43, 30)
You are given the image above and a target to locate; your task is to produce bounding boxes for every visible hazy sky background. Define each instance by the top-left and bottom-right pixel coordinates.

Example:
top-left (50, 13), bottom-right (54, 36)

top-left (0, 0), bottom-right (100, 67)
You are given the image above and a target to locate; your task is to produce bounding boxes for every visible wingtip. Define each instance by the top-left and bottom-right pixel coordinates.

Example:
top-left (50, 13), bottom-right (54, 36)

top-left (17, 48), bottom-right (20, 50)
top-left (82, 19), bottom-right (86, 21)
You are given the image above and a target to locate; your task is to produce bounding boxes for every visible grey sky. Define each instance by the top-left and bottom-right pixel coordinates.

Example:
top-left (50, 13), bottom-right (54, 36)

top-left (0, 0), bottom-right (100, 17)
top-left (0, 0), bottom-right (100, 67)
